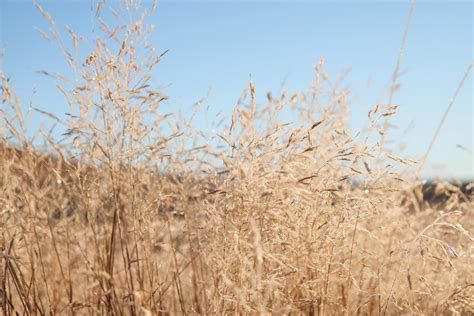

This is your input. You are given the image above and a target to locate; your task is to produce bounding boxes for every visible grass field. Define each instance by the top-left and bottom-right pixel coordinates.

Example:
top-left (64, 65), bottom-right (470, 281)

top-left (0, 1), bottom-right (472, 315)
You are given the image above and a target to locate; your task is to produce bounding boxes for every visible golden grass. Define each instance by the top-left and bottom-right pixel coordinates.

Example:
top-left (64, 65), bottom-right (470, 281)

top-left (0, 1), bottom-right (472, 314)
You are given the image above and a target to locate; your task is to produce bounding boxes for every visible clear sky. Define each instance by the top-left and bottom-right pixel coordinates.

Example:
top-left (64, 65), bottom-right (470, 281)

top-left (1, 0), bottom-right (472, 180)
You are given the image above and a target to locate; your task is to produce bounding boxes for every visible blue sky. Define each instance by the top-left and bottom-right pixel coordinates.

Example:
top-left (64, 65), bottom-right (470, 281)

top-left (1, 0), bottom-right (472, 179)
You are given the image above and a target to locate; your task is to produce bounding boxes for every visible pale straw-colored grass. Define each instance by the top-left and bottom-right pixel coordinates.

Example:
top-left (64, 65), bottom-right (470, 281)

top-left (0, 1), bottom-right (472, 314)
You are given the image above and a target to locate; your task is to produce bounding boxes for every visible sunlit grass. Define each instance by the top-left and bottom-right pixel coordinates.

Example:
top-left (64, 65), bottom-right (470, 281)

top-left (0, 1), bottom-right (472, 314)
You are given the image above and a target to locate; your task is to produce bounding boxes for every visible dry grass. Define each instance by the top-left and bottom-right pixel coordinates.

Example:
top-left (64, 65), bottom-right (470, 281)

top-left (1, 1), bottom-right (473, 315)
